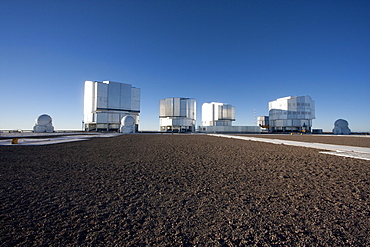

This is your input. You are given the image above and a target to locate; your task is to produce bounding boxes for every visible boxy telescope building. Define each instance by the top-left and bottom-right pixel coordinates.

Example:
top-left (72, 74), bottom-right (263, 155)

top-left (202, 102), bottom-right (235, 127)
top-left (268, 95), bottom-right (315, 132)
top-left (159, 97), bottom-right (196, 132)
top-left (84, 81), bottom-right (140, 132)
top-left (200, 102), bottom-right (260, 133)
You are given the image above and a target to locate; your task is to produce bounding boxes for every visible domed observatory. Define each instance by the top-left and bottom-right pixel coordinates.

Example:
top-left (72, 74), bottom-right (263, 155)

top-left (120, 115), bottom-right (135, 134)
top-left (33, 114), bottom-right (54, 133)
top-left (333, 119), bottom-right (351, 135)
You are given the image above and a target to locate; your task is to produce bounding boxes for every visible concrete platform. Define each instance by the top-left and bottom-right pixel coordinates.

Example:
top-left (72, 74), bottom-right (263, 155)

top-left (209, 134), bottom-right (370, 161)
top-left (0, 133), bottom-right (122, 146)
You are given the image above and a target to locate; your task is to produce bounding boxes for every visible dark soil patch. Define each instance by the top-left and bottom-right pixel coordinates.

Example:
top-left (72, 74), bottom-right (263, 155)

top-left (1, 135), bottom-right (369, 246)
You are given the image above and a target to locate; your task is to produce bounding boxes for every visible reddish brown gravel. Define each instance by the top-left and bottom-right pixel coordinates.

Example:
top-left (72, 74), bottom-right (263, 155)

top-left (1, 135), bottom-right (369, 246)
top-left (241, 134), bottom-right (370, 148)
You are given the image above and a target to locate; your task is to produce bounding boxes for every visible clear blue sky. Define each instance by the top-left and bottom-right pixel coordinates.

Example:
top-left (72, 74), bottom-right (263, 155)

top-left (1, 0), bottom-right (369, 132)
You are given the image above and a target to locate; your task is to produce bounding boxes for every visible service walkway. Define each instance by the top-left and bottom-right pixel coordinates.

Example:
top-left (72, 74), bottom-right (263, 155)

top-left (209, 134), bottom-right (370, 161)
top-left (0, 133), bottom-right (121, 146)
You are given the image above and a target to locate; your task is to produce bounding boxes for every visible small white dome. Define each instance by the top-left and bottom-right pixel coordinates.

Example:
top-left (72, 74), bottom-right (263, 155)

top-left (333, 119), bottom-right (351, 135)
top-left (120, 116), bottom-right (135, 134)
top-left (36, 114), bottom-right (52, 126)
top-left (34, 114), bottom-right (54, 133)
top-left (121, 115), bottom-right (135, 126)
top-left (334, 119), bottom-right (349, 129)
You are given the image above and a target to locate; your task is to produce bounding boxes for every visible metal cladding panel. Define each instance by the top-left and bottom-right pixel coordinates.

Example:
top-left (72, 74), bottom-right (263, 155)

top-left (161, 99), bottom-right (166, 116)
top-left (172, 118), bottom-right (193, 127)
top-left (159, 99), bottom-right (166, 117)
top-left (182, 98), bottom-right (195, 118)
top-left (292, 119), bottom-right (300, 126)
top-left (131, 87), bottom-right (140, 111)
top-left (131, 100), bottom-right (140, 112)
top-left (161, 98), bottom-right (169, 116)
top-left (166, 98), bottom-right (173, 116)
top-left (96, 113), bottom-right (108, 123)
top-left (120, 83), bottom-right (132, 110)
top-left (160, 98), bottom-right (195, 118)
top-left (311, 100), bottom-right (315, 118)
top-left (216, 105), bottom-right (222, 120)
top-left (165, 98), bottom-right (173, 116)
top-left (96, 123), bottom-right (107, 129)
top-left (160, 116), bottom-right (195, 128)
top-left (220, 104), bottom-right (235, 120)
top-left (221, 105), bottom-right (228, 120)
top-left (275, 120), bottom-right (284, 127)
top-left (180, 100), bottom-right (187, 117)
top-left (230, 106), bottom-right (235, 120)
top-left (96, 82), bottom-right (108, 109)
top-left (107, 82), bottom-right (121, 109)
top-left (161, 99), bottom-right (168, 116)
top-left (215, 120), bottom-right (232, 126)
top-left (187, 98), bottom-right (196, 120)
top-left (108, 113), bottom-right (120, 124)
top-left (131, 87), bottom-right (140, 100)
top-left (203, 126), bottom-right (261, 133)
top-left (173, 98), bottom-right (181, 116)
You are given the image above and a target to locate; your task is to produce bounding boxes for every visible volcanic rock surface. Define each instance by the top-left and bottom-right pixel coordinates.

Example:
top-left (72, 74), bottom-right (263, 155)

top-left (1, 135), bottom-right (369, 246)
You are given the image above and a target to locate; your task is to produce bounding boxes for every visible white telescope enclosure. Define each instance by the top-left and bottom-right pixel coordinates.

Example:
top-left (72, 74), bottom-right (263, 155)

top-left (120, 115), bottom-right (135, 134)
top-left (199, 102), bottom-right (260, 133)
top-left (333, 119), bottom-right (351, 135)
top-left (202, 102), bottom-right (235, 126)
top-left (33, 114), bottom-right (54, 133)
top-left (269, 95), bottom-right (315, 132)
top-left (159, 97), bottom-right (196, 132)
top-left (84, 81), bottom-right (140, 131)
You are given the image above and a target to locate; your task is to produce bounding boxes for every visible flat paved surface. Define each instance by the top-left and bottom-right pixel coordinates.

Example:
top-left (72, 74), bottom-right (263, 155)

top-left (0, 133), bottom-right (121, 146)
top-left (211, 134), bottom-right (370, 161)
top-left (241, 134), bottom-right (370, 148)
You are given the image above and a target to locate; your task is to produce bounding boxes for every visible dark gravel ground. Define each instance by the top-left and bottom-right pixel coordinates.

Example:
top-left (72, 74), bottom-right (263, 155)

top-left (241, 134), bottom-right (370, 148)
top-left (1, 134), bottom-right (369, 246)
